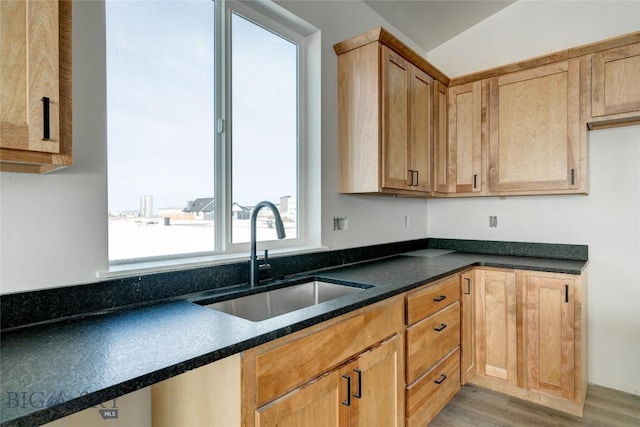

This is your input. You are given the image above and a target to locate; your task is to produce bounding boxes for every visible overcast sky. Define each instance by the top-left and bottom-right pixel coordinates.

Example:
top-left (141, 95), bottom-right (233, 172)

top-left (106, 0), bottom-right (297, 213)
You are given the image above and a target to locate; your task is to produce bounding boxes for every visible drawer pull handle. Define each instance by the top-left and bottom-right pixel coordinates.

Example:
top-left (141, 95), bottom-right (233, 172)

top-left (341, 375), bottom-right (351, 406)
top-left (433, 295), bottom-right (446, 302)
top-left (353, 369), bottom-right (362, 399)
top-left (464, 278), bottom-right (471, 295)
top-left (434, 374), bottom-right (447, 385)
top-left (434, 323), bottom-right (447, 332)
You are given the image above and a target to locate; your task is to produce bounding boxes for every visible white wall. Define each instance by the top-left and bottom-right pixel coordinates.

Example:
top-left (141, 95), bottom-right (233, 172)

top-left (428, 0), bottom-right (640, 77)
top-left (1, 0), bottom-right (639, 396)
top-left (426, 0), bottom-right (640, 395)
top-left (276, 0), bottom-right (430, 251)
top-left (0, 1), bottom-right (109, 293)
top-left (0, 1), bottom-right (430, 294)
top-left (427, 126), bottom-right (640, 395)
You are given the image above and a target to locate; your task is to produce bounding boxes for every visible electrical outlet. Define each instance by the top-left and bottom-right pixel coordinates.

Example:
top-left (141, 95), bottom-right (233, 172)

top-left (489, 216), bottom-right (498, 228)
top-left (333, 216), bottom-right (348, 231)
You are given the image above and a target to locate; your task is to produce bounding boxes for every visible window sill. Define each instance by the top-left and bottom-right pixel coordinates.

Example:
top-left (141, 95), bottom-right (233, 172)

top-left (96, 245), bottom-right (330, 280)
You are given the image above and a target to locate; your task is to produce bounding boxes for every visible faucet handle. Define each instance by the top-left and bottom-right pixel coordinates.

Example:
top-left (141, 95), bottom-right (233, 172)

top-left (263, 249), bottom-right (269, 264)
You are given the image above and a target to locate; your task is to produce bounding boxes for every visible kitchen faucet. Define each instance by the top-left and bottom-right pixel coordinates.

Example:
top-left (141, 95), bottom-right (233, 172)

top-left (249, 200), bottom-right (286, 287)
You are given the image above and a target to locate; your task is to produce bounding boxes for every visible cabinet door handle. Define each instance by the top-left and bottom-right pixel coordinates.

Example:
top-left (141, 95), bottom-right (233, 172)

top-left (570, 169), bottom-right (575, 185)
top-left (341, 375), bottom-right (351, 406)
top-left (434, 323), bottom-right (447, 332)
top-left (414, 170), bottom-right (419, 186)
top-left (433, 295), bottom-right (446, 302)
top-left (473, 174), bottom-right (478, 189)
top-left (464, 278), bottom-right (471, 295)
top-left (353, 369), bottom-right (362, 399)
top-left (407, 169), bottom-right (413, 186)
top-left (565, 284), bottom-right (569, 303)
top-left (434, 374), bottom-right (447, 384)
top-left (41, 97), bottom-right (50, 140)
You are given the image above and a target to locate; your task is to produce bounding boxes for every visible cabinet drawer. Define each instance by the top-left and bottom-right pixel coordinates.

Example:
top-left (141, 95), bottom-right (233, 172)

top-left (406, 275), bottom-right (460, 325)
top-left (406, 347), bottom-right (461, 427)
top-left (255, 297), bottom-right (403, 407)
top-left (406, 301), bottom-right (460, 384)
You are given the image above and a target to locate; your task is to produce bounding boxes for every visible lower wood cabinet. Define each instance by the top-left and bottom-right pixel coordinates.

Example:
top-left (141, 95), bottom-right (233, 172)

top-left (405, 274), bottom-right (461, 426)
top-left (148, 266), bottom-right (587, 426)
top-left (474, 268), bottom-right (519, 385)
top-left (464, 268), bottom-right (588, 417)
top-left (256, 334), bottom-right (402, 427)
top-left (243, 296), bottom-right (405, 427)
top-left (406, 347), bottom-right (460, 427)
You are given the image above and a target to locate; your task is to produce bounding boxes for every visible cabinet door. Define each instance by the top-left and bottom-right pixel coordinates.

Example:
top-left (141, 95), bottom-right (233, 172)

top-left (409, 66), bottom-right (433, 192)
top-left (381, 47), bottom-right (411, 191)
top-left (475, 269), bottom-right (518, 384)
top-left (592, 42), bottom-right (640, 117)
top-left (350, 334), bottom-right (403, 427)
top-left (448, 81), bottom-right (482, 193)
top-left (522, 272), bottom-right (575, 399)
top-left (460, 271), bottom-right (475, 384)
top-left (488, 60), bottom-right (581, 192)
top-left (256, 367), bottom-right (349, 427)
top-left (433, 81), bottom-right (450, 193)
top-left (1, 0), bottom-right (60, 153)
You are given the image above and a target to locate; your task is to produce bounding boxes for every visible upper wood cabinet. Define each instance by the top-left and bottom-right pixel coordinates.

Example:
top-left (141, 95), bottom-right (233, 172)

top-left (335, 28), bottom-right (639, 198)
top-left (446, 81), bottom-right (483, 194)
top-left (589, 41), bottom-right (640, 128)
top-left (488, 59), bottom-right (584, 194)
top-left (380, 47), bottom-right (433, 193)
top-left (335, 28), bottom-right (447, 196)
top-left (433, 81), bottom-right (449, 193)
top-left (0, 0), bottom-right (72, 173)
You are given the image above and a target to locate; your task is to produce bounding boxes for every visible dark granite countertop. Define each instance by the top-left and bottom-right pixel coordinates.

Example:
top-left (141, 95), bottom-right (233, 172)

top-left (0, 250), bottom-right (587, 426)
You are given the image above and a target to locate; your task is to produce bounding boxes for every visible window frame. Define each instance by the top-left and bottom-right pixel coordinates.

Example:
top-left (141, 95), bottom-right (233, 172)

top-left (218, 0), bottom-right (307, 254)
top-left (106, 0), bottom-right (317, 268)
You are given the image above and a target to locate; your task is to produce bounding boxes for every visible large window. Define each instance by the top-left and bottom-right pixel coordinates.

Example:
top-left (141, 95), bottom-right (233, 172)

top-left (106, 0), bottom-right (311, 263)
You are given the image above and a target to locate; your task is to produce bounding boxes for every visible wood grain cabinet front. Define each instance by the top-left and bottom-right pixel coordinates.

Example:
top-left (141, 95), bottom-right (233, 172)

top-left (243, 296), bottom-right (405, 427)
top-left (255, 334), bottom-right (403, 427)
top-left (589, 41), bottom-right (640, 129)
top-left (488, 60), bottom-right (585, 194)
top-left (335, 30), bottom-right (439, 196)
top-left (442, 81), bottom-right (483, 195)
top-left (0, 0), bottom-right (72, 173)
top-left (464, 268), bottom-right (588, 417)
top-left (404, 274), bottom-right (461, 426)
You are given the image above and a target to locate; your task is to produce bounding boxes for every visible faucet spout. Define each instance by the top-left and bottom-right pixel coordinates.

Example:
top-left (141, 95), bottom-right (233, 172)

top-left (249, 200), bottom-right (286, 287)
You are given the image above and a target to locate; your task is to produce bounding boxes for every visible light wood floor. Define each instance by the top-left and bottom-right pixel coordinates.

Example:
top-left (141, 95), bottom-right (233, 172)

top-left (430, 384), bottom-right (640, 427)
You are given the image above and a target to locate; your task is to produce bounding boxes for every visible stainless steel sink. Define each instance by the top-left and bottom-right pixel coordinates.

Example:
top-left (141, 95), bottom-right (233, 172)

top-left (204, 281), bottom-right (365, 322)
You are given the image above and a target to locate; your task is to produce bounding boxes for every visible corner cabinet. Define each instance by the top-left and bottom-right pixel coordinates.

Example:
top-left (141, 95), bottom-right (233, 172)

top-left (464, 267), bottom-right (588, 417)
top-left (442, 81), bottom-right (483, 195)
top-left (335, 28), bottom-right (445, 196)
top-left (488, 60), bottom-right (586, 194)
top-left (0, 0), bottom-right (72, 173)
